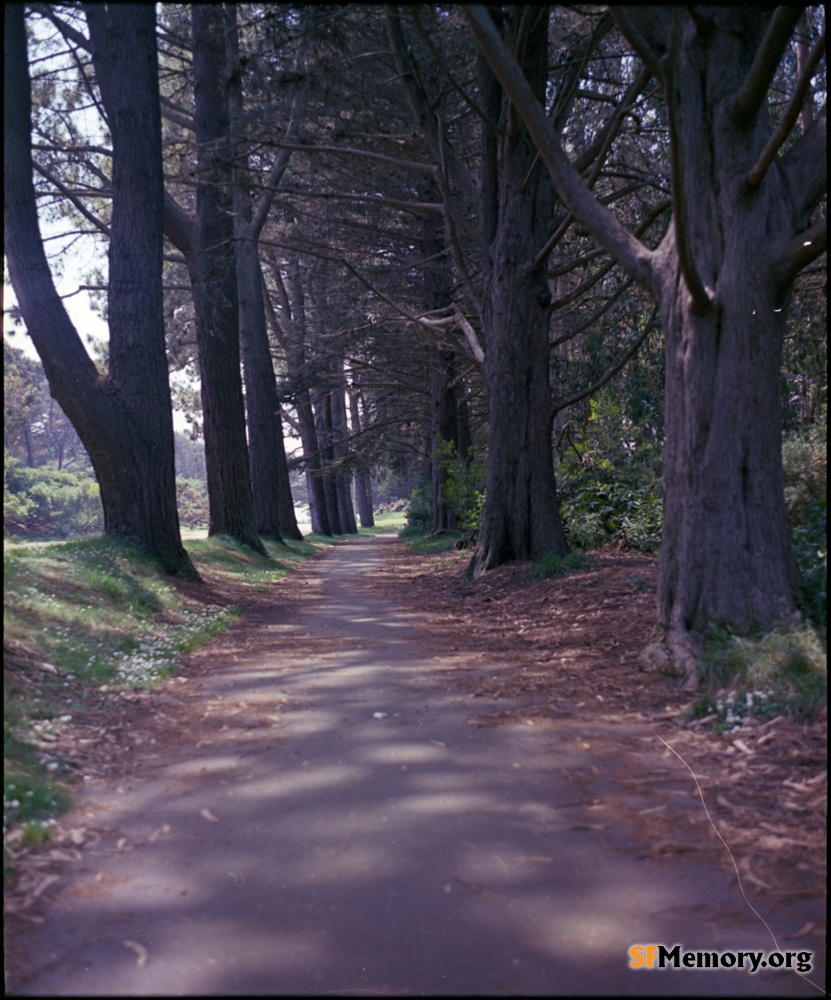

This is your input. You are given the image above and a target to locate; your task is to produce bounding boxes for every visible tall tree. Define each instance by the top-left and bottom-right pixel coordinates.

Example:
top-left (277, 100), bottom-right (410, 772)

top-left (4, 3), bottom-right (195, 577)
top-left (225, 3), bottom-right (304, 541)
top-left (186, 3), bottom-right (265, 553)
top-left (467, 4), bottom-right (827, 676)
top-left (465, 5), bottom-right (569, 575)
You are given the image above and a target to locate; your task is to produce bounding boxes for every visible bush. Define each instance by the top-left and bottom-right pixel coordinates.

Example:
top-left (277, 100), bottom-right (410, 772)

top-left (402, 484), bottom-right (433, 537)
top-left (435, 439), bottom-right (486, 541)
top-left (177, 477), bottom-right (209, 529)
top-left (556, 390), bottom-right (664, 552)
top-left (782, 414), bottom-right (826, 628)
top-left (4, 455), bottom-right (103, 538)
top-left (560, 477), bottom-right (662, 552)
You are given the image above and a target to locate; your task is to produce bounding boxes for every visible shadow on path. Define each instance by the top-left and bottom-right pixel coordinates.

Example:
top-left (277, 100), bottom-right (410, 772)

top-left (6, 536), bottom-right (824, 996)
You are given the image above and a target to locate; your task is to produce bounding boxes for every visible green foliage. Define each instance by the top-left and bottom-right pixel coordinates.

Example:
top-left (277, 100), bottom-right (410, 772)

top-left (176, 477), bottom-right (209, 529)
top-left (557, 389), bottom-right (664, 552)
top-left (689, 625), bottom-right (827, 730)
top-left (435, 438), bottom-right (486, 541)
top-left (527, 550), bottom-right (591, 580)
top-left (782, 413), bottom-right (827, 628)
top-left (4, 454), bottom-right (103, 539)
top-left (402, 483), bottom-right (433, 537)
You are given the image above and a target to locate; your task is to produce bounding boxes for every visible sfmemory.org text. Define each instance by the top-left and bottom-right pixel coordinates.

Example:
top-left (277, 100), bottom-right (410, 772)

top-left (629, 944), bottom-right (812, 974)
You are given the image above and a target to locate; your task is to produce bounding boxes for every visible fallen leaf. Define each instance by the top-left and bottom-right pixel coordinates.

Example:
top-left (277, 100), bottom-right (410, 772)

top-left (786, 922), bottom-right (816, 939)
top-left (123, 939), bottom-right (148, 968)
top-left (743, 871), bottom-right (773, 890)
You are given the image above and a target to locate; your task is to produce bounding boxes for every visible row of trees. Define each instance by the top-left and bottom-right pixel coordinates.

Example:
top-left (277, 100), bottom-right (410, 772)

top-left (4, 5), bottom-right (825, 670)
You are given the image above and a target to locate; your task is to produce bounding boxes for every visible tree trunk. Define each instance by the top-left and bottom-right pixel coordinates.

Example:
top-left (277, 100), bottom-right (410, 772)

top-left (5, 3), bottom-right (194, 577)
top-left (420, 197), bottom-right (471, 534)
top-left (430, 347), bottom-right (472, 533)
top-left (349, 391), bottom-right (375, 528)
top-left (313, 386), bottom-right (344, 535)
top-left (267, 257), bottom-right (332, 536)
top-left (235, 234), bottom-right (301, 541)
top-left (467, 7), bottom-right (568, 578)
top-left (653, 9), bottom-right (805, 642)
top-left (226, 6), bottom-right (301, 543)
top-left (658, 248), bottom-right (801, 642)
top-left (330, 359), bottom-right (358, 535)
top-left (190, 4), bottom-right (264, 554)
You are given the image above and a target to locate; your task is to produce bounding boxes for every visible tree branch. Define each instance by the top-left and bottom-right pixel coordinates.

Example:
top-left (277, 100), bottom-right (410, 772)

top-left (748, 28), bottom-right (825, 190)
top-left (730, 5), bottom-right (808, 125)
top-left (386, 7), bottom-right (477, 209)
top-left (552, 309), bottom-right (659, 415)
top-left (410, 6), bottom-right (503, 139)
top-left (665, 11), bottom-right (713, 313)
top-left (33, 161), bottom-right (111, 236)
top-left (162, 192), bottom-right (194, 257)
top-left (247, 26), bottom-right (310, 239)
top-left (261, 140), bottom-right (437, 178)
top-left (781, 109), bottom-right (827, 216)
top-left (465, 5), bottom-right (656, 295)
top-left (610, 7), bottom-right (668, 84)
top-left (160, 94), bottom-right (194, 132)
top-left (773, 214), bottom-right (827, 289)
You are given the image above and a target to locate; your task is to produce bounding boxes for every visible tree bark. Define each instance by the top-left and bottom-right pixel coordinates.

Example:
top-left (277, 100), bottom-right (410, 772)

top-left (313, 385), bottom-right (344, 535)
top-left (5, 3), bottom-right (194, 577)
top-left (190, 4), bottom-right (264, 554)
top-left (420, 194), bottom-right (473, 533)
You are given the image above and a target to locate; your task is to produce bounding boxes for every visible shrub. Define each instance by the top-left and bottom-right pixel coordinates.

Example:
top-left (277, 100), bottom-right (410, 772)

top-left (4, 455), bottom-right (103, 538)
top-left (782, 414), bottom-right (826, 628)
top-left (402, 484), bottom-right (433, 537)
top-left (559, 477), bottom-right (662, 552)
top-left (177, 477), bottom-right (209, 529)
top-left (435, 439), bottom-right (486, 541)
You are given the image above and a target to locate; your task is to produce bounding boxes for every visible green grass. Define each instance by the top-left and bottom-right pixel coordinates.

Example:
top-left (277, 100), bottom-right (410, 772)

top-left (688, 624), bottom-right (827, 731)
top-left (527, 550), bottom-right (591, 580)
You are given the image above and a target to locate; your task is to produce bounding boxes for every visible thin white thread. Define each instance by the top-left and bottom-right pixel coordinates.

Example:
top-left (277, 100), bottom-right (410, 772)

top-left (651, 728), bottom-right (826, 995)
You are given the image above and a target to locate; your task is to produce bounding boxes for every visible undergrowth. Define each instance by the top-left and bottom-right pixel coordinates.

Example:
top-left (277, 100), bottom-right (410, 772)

top-left (688, 624), bottom-right (827, 732)
top-left (527, 550), bottom-right (591, 580)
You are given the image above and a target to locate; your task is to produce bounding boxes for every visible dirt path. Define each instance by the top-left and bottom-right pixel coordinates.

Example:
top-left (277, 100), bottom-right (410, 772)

top-left (5, 535), bottom-right (825, 996)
